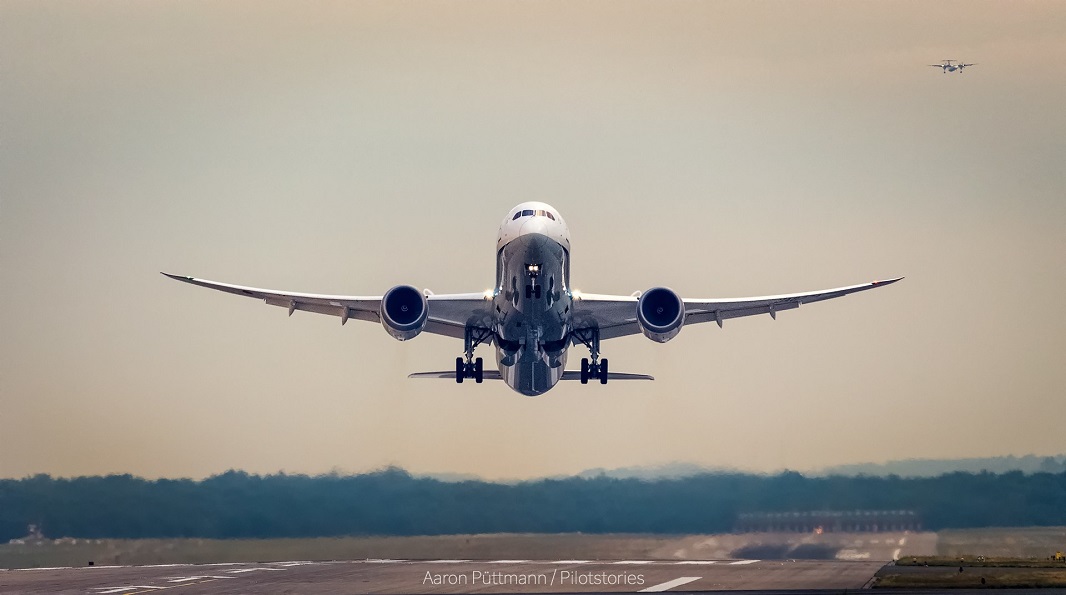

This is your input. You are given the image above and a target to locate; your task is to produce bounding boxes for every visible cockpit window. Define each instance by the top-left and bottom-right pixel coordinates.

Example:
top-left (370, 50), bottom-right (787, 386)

top-left (513, 209), bottom-right (557, 221)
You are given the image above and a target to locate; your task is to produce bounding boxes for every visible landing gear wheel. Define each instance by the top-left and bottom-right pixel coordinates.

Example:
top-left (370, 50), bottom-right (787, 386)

top-left (599, 358), bottom-right (609, 384)
top-left (455, 357), bottom-right (465, 384)
top-left (580, 358), bottom-right (590, 384)
top-left (474, 357), bottom-right (484, 383)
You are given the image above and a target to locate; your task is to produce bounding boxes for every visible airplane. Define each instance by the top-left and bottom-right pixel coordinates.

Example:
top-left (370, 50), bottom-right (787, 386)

top-left (929, 59), bottom-right (976, 73)
top-left (164, 202), bottom-right (901, 397)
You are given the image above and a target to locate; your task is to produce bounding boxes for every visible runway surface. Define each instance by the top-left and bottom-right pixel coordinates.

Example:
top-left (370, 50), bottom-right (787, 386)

top-left (0, 558), bottom-right (889, 594)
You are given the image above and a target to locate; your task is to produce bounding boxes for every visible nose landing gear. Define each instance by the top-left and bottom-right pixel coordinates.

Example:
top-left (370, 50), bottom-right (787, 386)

top-left (524, 263), bottom-right (543, 301)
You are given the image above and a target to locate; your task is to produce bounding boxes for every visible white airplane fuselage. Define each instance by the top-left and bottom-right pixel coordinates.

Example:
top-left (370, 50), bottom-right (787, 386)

top-left (492, 202), bottom-right (573, 396)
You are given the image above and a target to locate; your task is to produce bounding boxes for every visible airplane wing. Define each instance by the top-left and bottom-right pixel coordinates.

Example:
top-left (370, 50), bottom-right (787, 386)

top-left (161, 273), bottom-right (492, 339)
top-left (570, 277), bottom-right (902, 341)
top-left (409, 370), bottom-right (654, 381)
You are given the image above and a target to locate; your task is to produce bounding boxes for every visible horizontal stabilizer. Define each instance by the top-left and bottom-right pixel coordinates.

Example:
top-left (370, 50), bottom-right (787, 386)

top-left (562, 371), bottom-right (654, 381)
top-left (408, 371), bottom-right (653, 381)
top-left (409, 371), bottom-right (504, 380)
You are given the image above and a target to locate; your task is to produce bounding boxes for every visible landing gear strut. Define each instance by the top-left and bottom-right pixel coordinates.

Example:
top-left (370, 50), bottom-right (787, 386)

top-left (455, 326), bottom-right (492, 384)
top-left (573, 328), bottom-right (608, 385)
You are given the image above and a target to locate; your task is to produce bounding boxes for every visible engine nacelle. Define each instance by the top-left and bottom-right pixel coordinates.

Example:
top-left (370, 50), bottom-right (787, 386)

top-left (637, 287), bottom-right (685, 343)
top-left (380, 285), bottom-right (428, 341)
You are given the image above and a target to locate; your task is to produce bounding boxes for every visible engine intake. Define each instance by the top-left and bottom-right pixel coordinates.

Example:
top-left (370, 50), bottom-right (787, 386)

top-left (380, 285), bottom-right (428, 341)
top-left (637, 287), bottom-right (685, 343)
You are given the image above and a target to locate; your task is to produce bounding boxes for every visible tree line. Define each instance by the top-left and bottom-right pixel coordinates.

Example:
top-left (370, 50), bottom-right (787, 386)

top-left (2, 468), bottom-right (1065, 541)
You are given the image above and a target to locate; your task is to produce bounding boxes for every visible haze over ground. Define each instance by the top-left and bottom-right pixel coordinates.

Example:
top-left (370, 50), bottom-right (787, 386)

top-left (1, 1), bottom-right (1064, 480)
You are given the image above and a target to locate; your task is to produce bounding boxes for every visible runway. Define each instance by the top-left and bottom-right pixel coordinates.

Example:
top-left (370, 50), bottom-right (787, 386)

top-left (0, 558), bottom-right (887, 594)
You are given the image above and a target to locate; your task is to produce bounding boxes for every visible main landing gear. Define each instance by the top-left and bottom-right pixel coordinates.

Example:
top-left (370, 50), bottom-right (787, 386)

top-left (573, 328), bottom-right (608, 385)
top-left (455, 356), bottom-right (483, 384)
top-left (455, 326), bottom-right (492, 384)
top-left (580, 357), bottom-right (608, 384)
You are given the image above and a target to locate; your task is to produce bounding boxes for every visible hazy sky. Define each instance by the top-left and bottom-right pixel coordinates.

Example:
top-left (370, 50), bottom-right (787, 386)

top-left (2, 1), bottom-right (1064, 481)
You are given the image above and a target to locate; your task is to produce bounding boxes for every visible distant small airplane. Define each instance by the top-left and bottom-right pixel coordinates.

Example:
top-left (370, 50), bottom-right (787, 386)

top-left (929, 59), bottom-right (975, 73)
top-left (165, 203), bottom-right (901, 396)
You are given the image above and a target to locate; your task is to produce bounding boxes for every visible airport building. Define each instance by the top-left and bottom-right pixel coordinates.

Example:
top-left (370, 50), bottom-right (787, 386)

top-left (735, 510), bottom-right (921, 533)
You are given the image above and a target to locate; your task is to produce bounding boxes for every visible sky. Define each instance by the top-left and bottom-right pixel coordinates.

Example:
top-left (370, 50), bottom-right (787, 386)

top-left (2, 1), bottom-right (1064, 481)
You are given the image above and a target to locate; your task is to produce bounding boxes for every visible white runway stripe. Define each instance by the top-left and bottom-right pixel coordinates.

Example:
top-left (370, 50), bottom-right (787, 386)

top-left (552, 560), bottom-right (590, 564)
top-left (365, 559), bottom-right (406, 563)
top-left (18, 567), bottom-right (73, 571)
top-left (729, 559), bottom-right (760, 565)
top-left (639, 576), bottom-right (701, 592)
top-left (485, 559), bottom-right (530, 563)
top-left (226, 567), bottom-right (285, 573)
top-left (425, 559), bottom-right (471, 563)
top-left (674, 560), bottom-right (717, 565)
top-left (613, 560), bottom-right (654, 564)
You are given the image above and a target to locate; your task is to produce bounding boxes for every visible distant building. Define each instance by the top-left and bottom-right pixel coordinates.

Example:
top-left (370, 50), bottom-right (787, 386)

top-left (735, 510), bottom-right (921, 533)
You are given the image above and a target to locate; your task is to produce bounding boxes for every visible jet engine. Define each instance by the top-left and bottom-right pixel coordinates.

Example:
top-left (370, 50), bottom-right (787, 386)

top-left (636, 287), bottom-right (685, 343)
top-left (380, 285), bottom-right (428, 341)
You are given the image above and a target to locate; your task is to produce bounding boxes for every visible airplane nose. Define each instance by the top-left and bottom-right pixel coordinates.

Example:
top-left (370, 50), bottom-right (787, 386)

top-left (519, 217), bottom-right (550, 237)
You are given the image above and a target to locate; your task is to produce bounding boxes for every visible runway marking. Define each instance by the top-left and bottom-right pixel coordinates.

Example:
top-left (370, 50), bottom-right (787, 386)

top-left (639, 576), bottom-right (701, 592)
top-left (729, 559), bottom-right (759, 565)
top-left (485, 559), bottom-right (530, 563)
top-left (225, 567), bottom-right (285, 573)
top-left (425, 559), bottom-right (471, 563)
top-left (17, 566), bottom-right (74, 571)
top-left (365, 558), bottom-right (406, 563)
top-left (93, 587), bottom-right (167, 593)
top-left (674, 560), bottom-right (717, 565)
top-left (277, 561), bottom-right (316, 567)
top-left (614, 560), bottom-right (654, 564)
top-left (166, 576), bottom-right (235, 582)
top-left (552, 560), bottom-right (590, 564)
